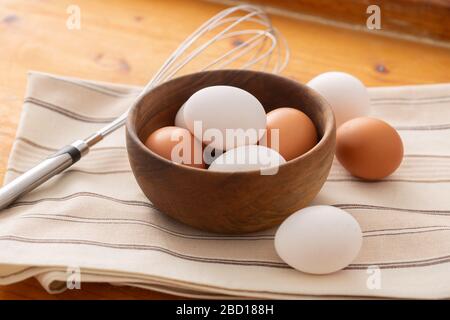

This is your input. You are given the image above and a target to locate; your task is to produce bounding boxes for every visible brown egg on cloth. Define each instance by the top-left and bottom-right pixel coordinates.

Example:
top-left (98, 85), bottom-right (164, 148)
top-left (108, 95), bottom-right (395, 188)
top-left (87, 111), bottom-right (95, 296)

top-left (145, 126), bottom-right (205, 169)
top-left (262, 107), bottom-right (318, 161)
top-left (336, 117), bottom-right (403, 180)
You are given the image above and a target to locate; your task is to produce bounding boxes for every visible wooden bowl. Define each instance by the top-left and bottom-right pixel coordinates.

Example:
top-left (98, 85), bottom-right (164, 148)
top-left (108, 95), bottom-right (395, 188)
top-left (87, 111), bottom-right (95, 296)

top-left (126, 70), bottom-right (336, 234)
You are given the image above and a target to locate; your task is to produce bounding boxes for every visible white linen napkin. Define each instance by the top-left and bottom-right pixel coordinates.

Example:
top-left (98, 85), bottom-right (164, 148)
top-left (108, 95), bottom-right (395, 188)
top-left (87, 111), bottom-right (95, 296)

top-left (0, 71), bottom-right (449, 299)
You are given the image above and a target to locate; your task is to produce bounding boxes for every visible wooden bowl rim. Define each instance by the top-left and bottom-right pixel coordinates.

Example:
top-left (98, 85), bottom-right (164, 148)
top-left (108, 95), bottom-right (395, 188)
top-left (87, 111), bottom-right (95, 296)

top-left (126, 69), bottom-right (335, 176)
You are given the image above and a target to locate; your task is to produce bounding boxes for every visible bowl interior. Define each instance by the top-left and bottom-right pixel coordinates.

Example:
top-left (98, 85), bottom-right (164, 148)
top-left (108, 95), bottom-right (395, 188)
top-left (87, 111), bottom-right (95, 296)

top-left (133, 70), bottom-right (333, 157)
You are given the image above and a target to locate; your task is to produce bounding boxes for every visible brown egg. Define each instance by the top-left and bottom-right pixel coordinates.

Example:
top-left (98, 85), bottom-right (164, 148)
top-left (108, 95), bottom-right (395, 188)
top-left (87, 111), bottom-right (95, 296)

top-left (336, 117), bottom-right (403, 180)
top-left (145, 126), bottom-right (205, 169)
top-left (262, 107), bottom-right (318, 161)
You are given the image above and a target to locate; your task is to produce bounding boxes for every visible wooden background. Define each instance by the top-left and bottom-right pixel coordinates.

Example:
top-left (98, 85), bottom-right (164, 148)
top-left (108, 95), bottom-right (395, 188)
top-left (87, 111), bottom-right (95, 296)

top-left (245, 0), bottom-right (450, 42)
top-left (0, 0), bottom-right (449, 299)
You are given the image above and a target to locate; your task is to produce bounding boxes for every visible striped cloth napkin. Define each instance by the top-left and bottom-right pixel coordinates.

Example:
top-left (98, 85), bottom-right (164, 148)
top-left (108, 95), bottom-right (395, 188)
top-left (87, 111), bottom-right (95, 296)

top-left (0, 71), bottom-right (449, 299)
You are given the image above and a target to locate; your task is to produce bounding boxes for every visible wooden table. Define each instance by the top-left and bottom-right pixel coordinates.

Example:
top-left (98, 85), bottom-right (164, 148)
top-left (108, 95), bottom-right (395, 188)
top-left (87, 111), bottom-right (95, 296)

top-left (1, 0), bottom-right (449, 300)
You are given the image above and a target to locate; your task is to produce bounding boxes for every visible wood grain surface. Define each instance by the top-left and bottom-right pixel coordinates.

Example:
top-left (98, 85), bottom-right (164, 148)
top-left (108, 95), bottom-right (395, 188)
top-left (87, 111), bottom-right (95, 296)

top-left (0, 0), bottom-right (449, 299)
top-left (244, 0), bottom-right (450, 42)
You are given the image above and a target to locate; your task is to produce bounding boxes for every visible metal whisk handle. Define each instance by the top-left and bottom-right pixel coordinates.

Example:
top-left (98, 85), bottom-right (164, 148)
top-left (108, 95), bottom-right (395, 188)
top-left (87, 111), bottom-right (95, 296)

top-left (0, 140), bottom-right (89, 210)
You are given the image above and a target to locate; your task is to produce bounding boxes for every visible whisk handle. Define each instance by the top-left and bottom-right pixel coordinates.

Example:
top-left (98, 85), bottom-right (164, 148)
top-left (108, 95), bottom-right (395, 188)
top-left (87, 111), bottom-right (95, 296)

top-left (0, 140), bottom-right (89, 210)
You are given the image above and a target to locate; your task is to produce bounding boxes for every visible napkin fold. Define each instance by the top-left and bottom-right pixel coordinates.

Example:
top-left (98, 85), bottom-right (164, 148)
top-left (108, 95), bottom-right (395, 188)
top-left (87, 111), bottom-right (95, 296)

top-left (0, 71), bottom-right (449, 299)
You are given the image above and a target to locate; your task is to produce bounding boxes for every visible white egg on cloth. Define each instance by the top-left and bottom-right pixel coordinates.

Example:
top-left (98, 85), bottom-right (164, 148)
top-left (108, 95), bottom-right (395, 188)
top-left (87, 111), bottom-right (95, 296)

top-left (181, 86), bottom-right (267, 150)
top-left (275, 205), bottom-right (362, 275)
top-left (307, 72), bottom-right (370, 127)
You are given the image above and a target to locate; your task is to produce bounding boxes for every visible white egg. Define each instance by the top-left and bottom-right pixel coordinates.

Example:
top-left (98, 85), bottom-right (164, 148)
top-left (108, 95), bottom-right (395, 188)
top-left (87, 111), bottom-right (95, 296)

top-left (183, 86), bottom-right (266, 150)
top-left (275, 205), bottom-right (362, 275)
top-left (174, 103), bottom-right (187, 129)
top-left (307, 72), bottom-right (370, 127)
top-left (208, 145), bottom-right (286, 173)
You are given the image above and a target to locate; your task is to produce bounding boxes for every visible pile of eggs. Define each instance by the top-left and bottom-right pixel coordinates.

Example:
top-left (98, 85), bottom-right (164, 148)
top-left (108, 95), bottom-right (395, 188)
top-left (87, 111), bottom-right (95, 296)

top-left (144, 71), bottom-right (405, 275)
top-left (146, 85), bottom-right (319, 172)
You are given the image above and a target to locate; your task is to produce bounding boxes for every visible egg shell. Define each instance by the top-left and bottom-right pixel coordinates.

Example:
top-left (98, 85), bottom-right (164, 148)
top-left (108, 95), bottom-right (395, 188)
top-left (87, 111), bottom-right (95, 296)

top-left (336, 117), bottom-right (403, 180)
top-left (183, 86), bottom-right (266, 150)
top-left (262, 107), bottom-right (318, 161)
top-left (174, 103), bottom-right (187, 129)
top-left (145, 126), bottom-right (205, 169)
top-left (275, 205), bottom-right (362, 275)
top-left (307, 72), bottom-right (370, 127)
top-left (208, 145), bottom-right (286, 173)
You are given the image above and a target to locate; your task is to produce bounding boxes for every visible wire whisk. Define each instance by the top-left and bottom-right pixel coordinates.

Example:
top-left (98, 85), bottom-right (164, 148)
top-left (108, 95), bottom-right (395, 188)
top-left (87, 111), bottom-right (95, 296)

top-left (0, 4), bottom-right (290, 210)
